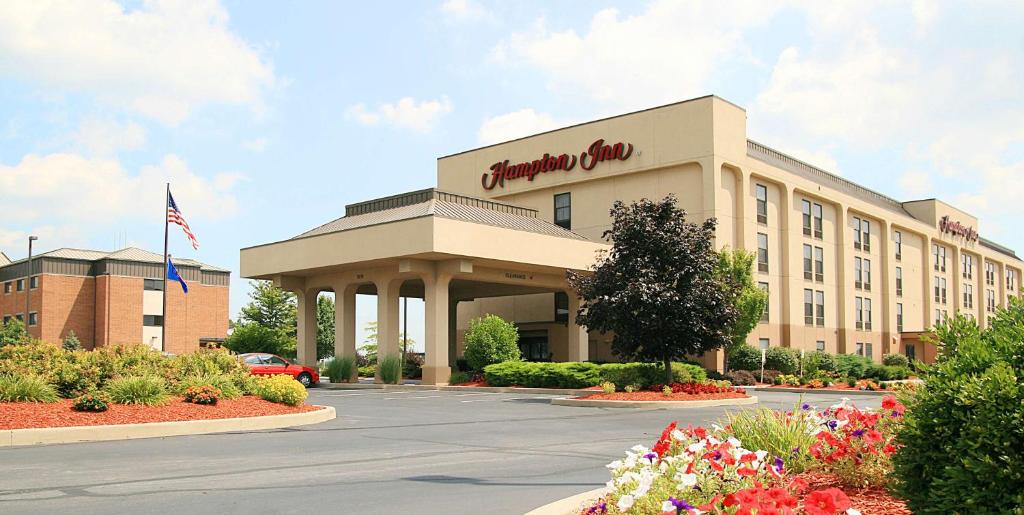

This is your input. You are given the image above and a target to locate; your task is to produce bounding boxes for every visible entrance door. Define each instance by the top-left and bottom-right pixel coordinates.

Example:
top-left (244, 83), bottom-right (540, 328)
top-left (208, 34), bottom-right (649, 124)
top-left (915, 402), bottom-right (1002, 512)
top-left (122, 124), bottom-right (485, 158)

top-left (518, 330), bottom-right (550, 362)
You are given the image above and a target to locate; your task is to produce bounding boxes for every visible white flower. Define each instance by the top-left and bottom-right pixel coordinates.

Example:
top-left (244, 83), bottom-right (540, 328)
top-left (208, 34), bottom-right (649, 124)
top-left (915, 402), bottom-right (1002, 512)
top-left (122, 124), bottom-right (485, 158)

top-left (617, 494), bottom-right (635, 511)
top-left (727, 437), bottom-right (742, 448)
top-left (754, 450), bottom-right (768, 461)
top-left (676, 473), bottom-right (698, 488)
top-left (846, 510), bottom-right (862, 515)
top-left (671, 429), bottom-right (686, 441)
top-left (607, 460), bottom-right (623, 470)
top-left (712, 423), bottom-right (724, 432)
top-left (707, 436), bottom-right (721, 446)
top-left (687, 441), bottom-right (705, 453)
top-left (659, 461), bottom-right (669, 474)
top-left (662, 500), bottom-right (676, 512)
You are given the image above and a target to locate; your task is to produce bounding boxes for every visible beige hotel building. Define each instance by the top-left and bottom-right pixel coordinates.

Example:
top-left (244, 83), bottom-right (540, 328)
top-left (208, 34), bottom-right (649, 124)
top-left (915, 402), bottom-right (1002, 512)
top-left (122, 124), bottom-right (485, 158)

top-left (240, 95), bottom-right (1021, 384)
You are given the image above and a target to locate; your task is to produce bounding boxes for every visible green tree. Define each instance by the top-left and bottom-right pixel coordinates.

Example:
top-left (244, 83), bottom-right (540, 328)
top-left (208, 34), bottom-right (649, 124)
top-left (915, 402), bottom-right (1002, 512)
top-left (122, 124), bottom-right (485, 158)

top-left (239, 280), bottom-right (296, 337)
top-left (569, 196), bottom-right (740, 384)
top-left (463, 314), bottom-right (520, 371)
top-left (223, 322), bottom-right (296, 358)
top-left (316, 294), bottom-right (335, 361)
top-left (716, 247), bottom-right (768, 370)
top-left (0, 318), bottom-right (28, 346)
top-left (62, 330), bottom-right (82, 351)
top-left (358, 320), bottom-right (414, 363)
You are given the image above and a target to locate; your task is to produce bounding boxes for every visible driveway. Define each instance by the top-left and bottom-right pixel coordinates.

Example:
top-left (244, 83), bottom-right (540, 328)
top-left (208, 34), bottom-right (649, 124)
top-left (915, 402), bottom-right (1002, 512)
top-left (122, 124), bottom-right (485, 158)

top-left (0, 389), bottom-right (881, 515)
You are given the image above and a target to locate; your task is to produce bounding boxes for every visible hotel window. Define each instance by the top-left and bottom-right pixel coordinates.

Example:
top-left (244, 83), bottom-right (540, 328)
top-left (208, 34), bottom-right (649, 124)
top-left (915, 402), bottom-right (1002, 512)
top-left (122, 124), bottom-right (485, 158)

top-left (757, 233), bottom-right (769, 273)
top-left (2, 315), bottom-right (9, 325)
top-left (866, 342), bottom-right (874, 359)
top-left (853, 217), bottom-right (862, 250)
top-left (854, 257), bottom-right (863, 289)
top-left (143, 315), bottom-right (164, 327)
top-left (855, 297), bottom-right (863, 330)
top-left (962, 255), bottom-right (973, 279)
top-left (940, 246), bottom-right (947, 272)
top-left (986, 262), bottom-right (995, 286)
top-left (759, 338), bottom-right (770, 350)
top-left (815, 290), bottom-right (825, 327)
top-left (935, 309), bottom-right (942, 326)
top-left (553, 193), bottom-right (571, 230)
top-left (16, 279), bottom-right (23, 292)
top-left (802, 200), bottom-right (812, 236)
top-left (28, 312), bottom-right (37, 326)
top-left (862, 220), bottom-right (871, 252)
top-left (932, 244), bottom-right (939, 271)
top-left (814, 247), bottom-right (824, 282)
top-left (941, 278), bottom-right (947, 304)
top-left (934, 276), bottom-right (940, 303)
top-left (896, 303), bottom-right (904, 332)
top-left (894, 231), bottom-right (902, 261)
top-left (1007, 270), bottom-right (1016, 291)
top-left (15, 313), bottom-right (23, 322)
top-left (856, 342), bottom-right (865, 356)
top-left (864, 298), bottom-right (873, 331)
top-left (812, 203), bottom-right (823, 239)
top-left (803, 245), bottom-right (813, 280)
top-left (906, 344), bottom-right (916, 360)
top-left (29, 276), bottom-right (38, 289)
top-left (3, 282), bottom-right (9, 294)
top-left (896, 267), bottom-right (903, 297)
top-left (758, 282), bottom-right (769, 322)
top-left (863, 259), bottom-right (872, 291)
top-left (804, 289), bottom-right (814, 326)
top-left (816, 340), bottom-right (826, 351)
top-left (143, 278), bottom-right (164, 291)
top-left (963, 284), bottom-right (973, 309)
top-left (987, 289), bottom-right (996, 313)
top-left (755, 184), bottom-right (768, 224)
top-left (554, 292), bottom-right (569, 323)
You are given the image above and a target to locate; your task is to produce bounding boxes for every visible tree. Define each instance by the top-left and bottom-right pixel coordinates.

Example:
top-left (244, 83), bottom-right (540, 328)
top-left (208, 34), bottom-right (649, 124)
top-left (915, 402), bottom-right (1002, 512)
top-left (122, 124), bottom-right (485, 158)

top-left (568, 195), bottom-right (740, 384)
top-left (358, 320), bottom-right (414, 364)
top-left (316, 294), bottom-right (335, 361)
top-left (62, 330), bottom-right (82, 351)
top-left (224, 322), bottom-right (296, 358)
top-left (239, 280), bottom-right (296, 337)
top-left (463, 314), bottom-right (520, 371)
top-left (715, 247), bottom-right (768, 370)
top-left (0, 318), bottom-right (28, 346)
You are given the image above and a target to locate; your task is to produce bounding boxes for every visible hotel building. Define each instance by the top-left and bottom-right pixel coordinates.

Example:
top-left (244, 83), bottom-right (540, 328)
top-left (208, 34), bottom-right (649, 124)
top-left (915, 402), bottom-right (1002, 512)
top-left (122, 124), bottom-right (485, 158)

top-left (0, 247), bottom-right (230, 354)
top-left (240, 95), bottom-right (1021, 383)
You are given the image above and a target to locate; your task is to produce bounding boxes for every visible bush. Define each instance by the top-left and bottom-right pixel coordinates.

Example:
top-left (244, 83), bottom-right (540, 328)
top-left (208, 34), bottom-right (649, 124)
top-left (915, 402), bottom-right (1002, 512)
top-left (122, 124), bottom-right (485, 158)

top-left (764, 347), bottom-right (799, 374)
top-left (863, 364), bottom-right (911, 381)
top-left (835, 353), bottom-right (873, 379)
top-left (802, 351), bottom-right (837, 376)
top-left (105, 375), bottom-right (169, 406)
top-left (324, 355), bottom-right (356, 383)
top-left (484, 361), bottom-right (603, 388)
top-left (724, 369), bottom-right (756, 386)
top-left (448, 371), bottom-right (473, 385)
top-left (223, 322), bottom-right (296, 359)
top-left (463, 314), bottom-right (520, 371)
top-left (455, 358), bottom-right (471, 372)
top-left (378, 355), bottom-right (403, 384)
top-left (357, 365), bottom-right (375, 377)
top-left (599, 362), bottom-right (706, 389)
top-left (0, 374), bottom-right (59, 402)
top-left (72, 392), bottom-right (109, 412)
top-left (600, 381), bottom-right (616, 394)
top-left (253, 374), bottom-right (308, 406)
top-left (174, 373), bottom-right (243, 399)
top-left (881, 353), bottom-right (910, 368)
top-left (403, 353), bottom-right (424, 379)
top-left (727, 344), bottom-right (761, 371)
top-left (52, 360), bottom-right (102, 398)
top-left (62, 331), bottom-right (82, 351)
top-left (0, 318), bottom-right (28, 346)
top-left (183, 385), bottom-right (221, 405)
top-left (760, 369), bottom-right (782, 384)
top-left (722, 405), bottom-right (820, 473)
top-left (893, 306), bottom-right (1024, 513)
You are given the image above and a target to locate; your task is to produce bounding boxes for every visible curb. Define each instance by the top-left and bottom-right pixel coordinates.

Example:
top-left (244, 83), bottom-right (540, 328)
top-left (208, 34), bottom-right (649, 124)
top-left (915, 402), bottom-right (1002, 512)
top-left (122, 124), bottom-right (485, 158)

top-left (551, 396), bottom-right (759, 409)
top-left (751, 387), bottom-right (888, 396)
top-left (321, 382), bottom-right (595, 396)
top-left (525, 487), bottom-right (608, 515)
top-left (1, 405), bottom-right (336, 447)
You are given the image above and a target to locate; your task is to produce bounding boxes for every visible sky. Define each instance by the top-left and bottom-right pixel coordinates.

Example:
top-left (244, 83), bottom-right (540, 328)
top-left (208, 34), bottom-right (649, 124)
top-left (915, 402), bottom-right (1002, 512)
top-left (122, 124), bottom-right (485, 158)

top-left (0, 0), bottom-right (1022, 352)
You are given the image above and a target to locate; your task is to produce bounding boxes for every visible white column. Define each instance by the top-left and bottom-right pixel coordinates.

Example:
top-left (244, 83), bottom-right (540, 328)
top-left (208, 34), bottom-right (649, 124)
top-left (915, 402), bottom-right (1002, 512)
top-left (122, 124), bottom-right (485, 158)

top-left (374, 277), bottom-right (401, 383)
top-left (567, 292), bottom-right (589, 362)
top-left (296, 288), bottom-right (318, 367)
top-left (422, 273), bottom-right (452, 385)
top-left (333, 283), bottom-right (358, 381)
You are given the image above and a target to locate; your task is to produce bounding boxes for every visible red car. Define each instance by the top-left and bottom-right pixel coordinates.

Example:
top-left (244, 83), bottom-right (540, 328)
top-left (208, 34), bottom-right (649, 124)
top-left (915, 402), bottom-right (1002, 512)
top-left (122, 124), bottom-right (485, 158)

top-left (239, 353), bottom-right (319, 387)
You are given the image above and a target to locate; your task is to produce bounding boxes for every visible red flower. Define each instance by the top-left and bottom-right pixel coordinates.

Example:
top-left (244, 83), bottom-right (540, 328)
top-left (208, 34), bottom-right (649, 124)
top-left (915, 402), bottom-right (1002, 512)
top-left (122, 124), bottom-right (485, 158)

top-left (881, 395), bottom-right (898, 410)
top-left (736, 466), bottom-right (757, 477)
top-left (803, 488), bottom-right (852, 515)
top-left (788, 476), bottom-right (809, 493)
top-left (864, 429), bottom-right (884, 445)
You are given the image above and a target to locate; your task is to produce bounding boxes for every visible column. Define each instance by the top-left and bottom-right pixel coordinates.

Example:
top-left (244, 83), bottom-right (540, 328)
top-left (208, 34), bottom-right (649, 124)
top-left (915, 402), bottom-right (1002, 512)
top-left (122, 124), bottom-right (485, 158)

top-left (334, 283), bottom-right (358, 381)
top-left (736, 169), bottom-right (750, 250)
top-left (295, 288), bottom-right (318, 367)
top-left (422, 273), bottom-right (452, 385)
top-left (566, 292), bottom-right (589, 362)
top-left (923, 237), bottom-right (934, 328)
top-left (779, 184), bottom-right (795, 349)
top-left (835, 205), bottom-right (853, 354)
top-left (448, 297), bottom-right (459, 367)
top-left (879, 221), bottom-right (894, 356)
top-left (374, 277), bottom-right (401, 383)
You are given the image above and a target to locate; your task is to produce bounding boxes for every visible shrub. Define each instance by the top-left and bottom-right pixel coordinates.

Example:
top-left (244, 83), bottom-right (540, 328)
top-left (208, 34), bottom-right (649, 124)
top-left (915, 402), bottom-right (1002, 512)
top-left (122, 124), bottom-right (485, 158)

top-left (600, 381), bottom-right (616, 394)
top-left (484, 361), bottom-right (603, 388)
top-left (881, 353), bottom-right (909, 368)
top-left (0, 318), bottom-right (28, 346)
top-left (777, 374), bottom-right (800, 386)
top-left (223, 322), bottom-right (296, 359)
top-left (834, 353), bottom-right (874, 379)
top-left (403, 353), bottom-right (424, 379)
top-left (324, 355), bottom-right (356, 383)
top-left (724, 369), bottom-right (756, 386)
top-left (661, 385), bottom-right (672, 396)
top-left (378, 355), bottom-right (403, 384)
top-left (455, 357), bottom-right (471, 372)
top-left (174, 373), bottom-right (243, 399)
top-left (802, 351), bottom-right (837, 377)
top-left (52, 360), bottom-right (102, 398)
top-left (463, 314), bottom-right (520, 371)
top-left (62, 331), bottom-right (82, 351)
top-left (357, 365), bottom-right (375, 377)
top-left (722, 404), bottom-right (820, 473)
top-left (448, 371), bottom-right (473, 385)
top-left (761, 369), bottom-right (782, 384)
top-left (173, 348), bottom-right (248, 378)
top-left (183, 385), bottom-right (221, 405)
top-left (105, 375), bottom-right (169, 406)
top-left (598, 362), bottom-right (706, 389)
top-left (0, 374), bottom-right (59, 402)
top-left (764, 347), bottom-right (799, 374)
top-left (253, 374), bottom-right (308, 406)
top-left (72, 392), bottom-right (109, 412)
top-left (727, 344), bottom-right (761, 371)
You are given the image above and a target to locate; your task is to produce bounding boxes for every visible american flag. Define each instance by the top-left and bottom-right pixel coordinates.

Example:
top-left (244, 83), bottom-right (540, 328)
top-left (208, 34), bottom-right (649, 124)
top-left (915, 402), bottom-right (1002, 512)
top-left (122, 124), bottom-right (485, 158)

top-left (167, 191), bottom-right (199, 250)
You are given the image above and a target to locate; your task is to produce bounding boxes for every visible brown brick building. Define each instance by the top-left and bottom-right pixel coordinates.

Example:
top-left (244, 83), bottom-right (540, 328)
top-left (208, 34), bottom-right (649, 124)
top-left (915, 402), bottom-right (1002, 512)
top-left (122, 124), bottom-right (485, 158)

top-left (0, 248), bottom-right (229, 354)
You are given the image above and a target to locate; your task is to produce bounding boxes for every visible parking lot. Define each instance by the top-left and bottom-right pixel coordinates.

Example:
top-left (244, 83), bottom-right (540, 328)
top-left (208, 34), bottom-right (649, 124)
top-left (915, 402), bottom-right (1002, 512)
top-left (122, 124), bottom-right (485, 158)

top-left (0, 388), bottom-right (881, 515)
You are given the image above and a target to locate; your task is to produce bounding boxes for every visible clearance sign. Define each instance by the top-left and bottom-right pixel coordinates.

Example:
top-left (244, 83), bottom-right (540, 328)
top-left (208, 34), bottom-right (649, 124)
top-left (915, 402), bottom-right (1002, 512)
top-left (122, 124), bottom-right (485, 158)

top-left (481, 139), bottom-right (634, 190)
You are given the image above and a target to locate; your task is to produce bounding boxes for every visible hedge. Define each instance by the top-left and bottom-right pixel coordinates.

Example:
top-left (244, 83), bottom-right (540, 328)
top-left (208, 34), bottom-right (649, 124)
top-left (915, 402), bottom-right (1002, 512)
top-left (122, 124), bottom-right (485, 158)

top-left (598, 362), bottom-right (706, 389)
top-left (482, 361), bottom-right (707, 389)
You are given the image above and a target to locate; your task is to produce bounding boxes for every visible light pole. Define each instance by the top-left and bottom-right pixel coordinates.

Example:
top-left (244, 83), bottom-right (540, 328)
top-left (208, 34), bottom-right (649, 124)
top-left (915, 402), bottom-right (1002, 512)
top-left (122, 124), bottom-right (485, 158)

top-left (25, 235), bottom-right (37, 332)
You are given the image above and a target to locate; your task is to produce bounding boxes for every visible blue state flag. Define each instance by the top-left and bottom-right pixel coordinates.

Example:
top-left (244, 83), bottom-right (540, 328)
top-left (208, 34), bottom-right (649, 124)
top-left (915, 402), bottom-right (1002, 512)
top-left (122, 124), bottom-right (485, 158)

top-left (167, 259), bottom-right (189, 294)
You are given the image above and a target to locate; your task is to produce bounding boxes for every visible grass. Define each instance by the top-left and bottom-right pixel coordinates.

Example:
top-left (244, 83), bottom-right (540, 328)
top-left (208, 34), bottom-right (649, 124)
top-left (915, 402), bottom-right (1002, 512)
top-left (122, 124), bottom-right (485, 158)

top-left (0, 374), bottom-right (59, 402)
top-left (324, 355), bottom-right (356, 383)
top-left (720, 401), bottom-right (819, 473)
top-left (104, 375), bottom-right (169, 406)
top-left (378, 355), bottom-right (403, 384)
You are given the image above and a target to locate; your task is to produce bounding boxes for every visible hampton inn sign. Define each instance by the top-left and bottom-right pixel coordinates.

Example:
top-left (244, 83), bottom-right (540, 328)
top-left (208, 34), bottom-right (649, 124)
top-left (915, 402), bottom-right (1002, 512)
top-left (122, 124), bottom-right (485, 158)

top-left (939, 215), bottom-right (979, 242)
top-left (481, 138), bottom-right (634, 190)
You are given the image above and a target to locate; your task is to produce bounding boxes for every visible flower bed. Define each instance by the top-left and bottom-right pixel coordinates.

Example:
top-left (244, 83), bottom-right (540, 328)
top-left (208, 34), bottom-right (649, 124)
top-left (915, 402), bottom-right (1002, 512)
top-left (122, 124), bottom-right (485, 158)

top-left (0, 396), bottom-right (320, 430)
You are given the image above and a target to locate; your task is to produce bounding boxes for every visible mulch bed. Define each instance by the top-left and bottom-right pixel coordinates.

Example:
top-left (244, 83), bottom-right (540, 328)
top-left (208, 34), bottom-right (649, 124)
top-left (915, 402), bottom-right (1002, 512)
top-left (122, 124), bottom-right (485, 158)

top-left (0, 396), bottom-right (320, 430)
top-left (577, 391), bottom-right (748, 401)
top-left (758, 384), bottom-right (888, 392)
top-left (794, 472), bottom-right (911, 515)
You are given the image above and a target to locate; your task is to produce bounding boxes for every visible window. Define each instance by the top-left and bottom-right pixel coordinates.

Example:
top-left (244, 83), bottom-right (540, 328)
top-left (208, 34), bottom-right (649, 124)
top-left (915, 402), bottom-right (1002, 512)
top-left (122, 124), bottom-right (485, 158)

top-left (896, 267), bottom-right (903, 297)
top-left (143, 278), bottom-right (164, 291)
top-left (866, 342), bottom-right (874, 359)
top-left (862, 220), bottom-right (871, 252)
top-left (757, 233), bottom-right (769, 273)
top-left (2, 315), bottom-right (9, 324)
top-left (16, 279), bottom-right (23, 292)
top-left (1008, 270), bottom-right (1016, 291)
top-left (266, 355), bottom-right (288, 366)
top-left (802, 200), bottom-right (812, 236)
top-left (897, 303), bottom-right (904, 332)
top-left (987, 289), bottom-right (996, 313)
top-left (853, 217), bottom-right (862, 250)
top-left (755, 184), bottom-right (768, 224)
top-left (855, 297), bottom-right (863, 330)
top-left (905, 344), bottom-right (916, 360)
top-left (855, 257), bottom-right (863, 289)
top-left (27, 312), bottom-right (37, 326)
top-left (243, 355), bottom-right (262, 365)
top-left (816, 340), bottom-right (826, 351)
top-left (864, 298), bottom-right (873, 331)
top-left (940, 246), bottom-right (947, 272)
top-left (935, 308), bottom-right (942, 326)
top-left (934, 276), bottom-right (941, 303)
top-left (553, 193), bottom-right (571, 230)
top-left (804, 289), bottom-right (814, 326)
top-left (29, 276), bottom-right (37, 289)
top-left (964, 284), bottom-right (973, 309)
top-left (941, 278), bottom-right (947, 304)
top-left (813, 203), bottom-right (823, 239)
top-left (863, 259), bottom-right (872, 291)
top-left (986, 262), bottom-right (995, 286)
top-left (815, 290), bottom-right (825, 327)
top-left (15, 313), bottom-right (23, 322)
top-left (803, 245), bottom-right (813, 280)
top-left (554, 292), bottom-right (569, 323)
top-left (894, 231), bottom-right (902, 260)
top-left (962, 255), bottom-right (973, 279)
top-left (143, 315), bottom-right (164, 327)
top-left (814, 247), bottom-right (824, 282)
top-left (758, 282), bottom-right (769, 322)
top-left (759, 338), bottom-right (770, 350)
top-left (932, 244), bottom-right (939, 271)
top-left (856, 342), bottom-right (865, 356)
top-left (3, 282), bottom-right (9, 294)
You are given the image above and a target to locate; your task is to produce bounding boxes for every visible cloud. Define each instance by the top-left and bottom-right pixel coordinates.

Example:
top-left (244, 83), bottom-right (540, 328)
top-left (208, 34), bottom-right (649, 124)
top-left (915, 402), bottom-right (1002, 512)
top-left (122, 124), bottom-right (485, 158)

top-left (0, 0), bottom-right (276, 125)
top-left (477, 108), bottom-right (570, 145)
top-left (440, 0), bottom-right (487, 21)
top-left (346, 96), bottom-right (453, 132)
top-left (71, 118), bottom-right (147, 156)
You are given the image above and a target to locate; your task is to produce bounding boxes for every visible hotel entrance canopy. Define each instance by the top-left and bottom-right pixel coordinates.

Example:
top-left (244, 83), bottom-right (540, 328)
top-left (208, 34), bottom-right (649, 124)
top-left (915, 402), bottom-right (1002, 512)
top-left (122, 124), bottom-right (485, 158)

top-left (239, 189), bottom-right (607, 384)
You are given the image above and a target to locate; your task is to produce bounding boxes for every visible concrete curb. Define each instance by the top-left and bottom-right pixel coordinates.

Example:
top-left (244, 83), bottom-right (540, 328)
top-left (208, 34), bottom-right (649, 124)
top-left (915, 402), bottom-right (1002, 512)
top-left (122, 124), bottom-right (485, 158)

top-left (751, 387), bottom-right (889, 396)
top-left (525, 487), bottom-right (608, 515)
top-left (321, 382), bottom-right (595, 396)
top-left (551, 396), bottom-right (759, 409)
top-left (1, 405), bottom-right (336, 447)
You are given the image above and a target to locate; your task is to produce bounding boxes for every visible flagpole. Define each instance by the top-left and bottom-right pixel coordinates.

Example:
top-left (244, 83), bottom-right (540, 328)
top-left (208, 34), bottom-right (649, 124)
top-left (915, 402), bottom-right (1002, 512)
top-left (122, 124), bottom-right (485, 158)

top-left (161, 183), bottom-right (170, 353)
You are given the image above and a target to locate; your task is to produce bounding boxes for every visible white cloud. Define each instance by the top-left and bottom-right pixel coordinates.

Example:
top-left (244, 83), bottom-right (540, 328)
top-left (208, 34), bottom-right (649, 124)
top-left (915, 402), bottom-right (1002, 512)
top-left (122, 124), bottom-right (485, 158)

top-left (477, 108), bottom-right (569, 145)
top-left (0, 0), bottom-right (276, 125)
top-left (440, 0), bottom-right (487, 21)
top-left (71, 118), bottom-right (146, 156)
top-left (346, 96), bottom-right (453, 132)
top-left (899, 170), bottom-right (933, 198)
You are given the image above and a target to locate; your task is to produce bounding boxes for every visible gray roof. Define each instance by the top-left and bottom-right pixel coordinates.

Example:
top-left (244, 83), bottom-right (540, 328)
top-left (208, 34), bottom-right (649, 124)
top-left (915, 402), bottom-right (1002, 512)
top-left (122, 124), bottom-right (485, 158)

top-left (295, 190), bottom-right (589, 241)
top-left (0, 252), bottom-right (9, 266)
top-left (1, 247), bottom-right (229, 273)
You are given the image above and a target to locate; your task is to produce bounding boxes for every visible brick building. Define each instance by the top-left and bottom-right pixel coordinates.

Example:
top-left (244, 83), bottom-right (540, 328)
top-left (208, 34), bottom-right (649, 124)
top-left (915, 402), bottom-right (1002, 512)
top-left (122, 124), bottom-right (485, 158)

top-left (0, 247), bottom-right (229, 354)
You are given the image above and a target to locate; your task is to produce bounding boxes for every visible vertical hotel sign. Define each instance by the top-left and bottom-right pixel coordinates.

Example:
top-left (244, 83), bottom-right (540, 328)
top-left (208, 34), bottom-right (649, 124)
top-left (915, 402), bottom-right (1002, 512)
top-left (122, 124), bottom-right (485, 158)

top-left (481, 139), bottom-right (634, 190)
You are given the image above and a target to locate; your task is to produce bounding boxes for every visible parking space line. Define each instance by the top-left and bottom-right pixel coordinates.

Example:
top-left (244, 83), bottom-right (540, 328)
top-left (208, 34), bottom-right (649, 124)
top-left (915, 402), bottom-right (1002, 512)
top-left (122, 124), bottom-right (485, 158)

top-left (384, 394), bottom-right (444, 400)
